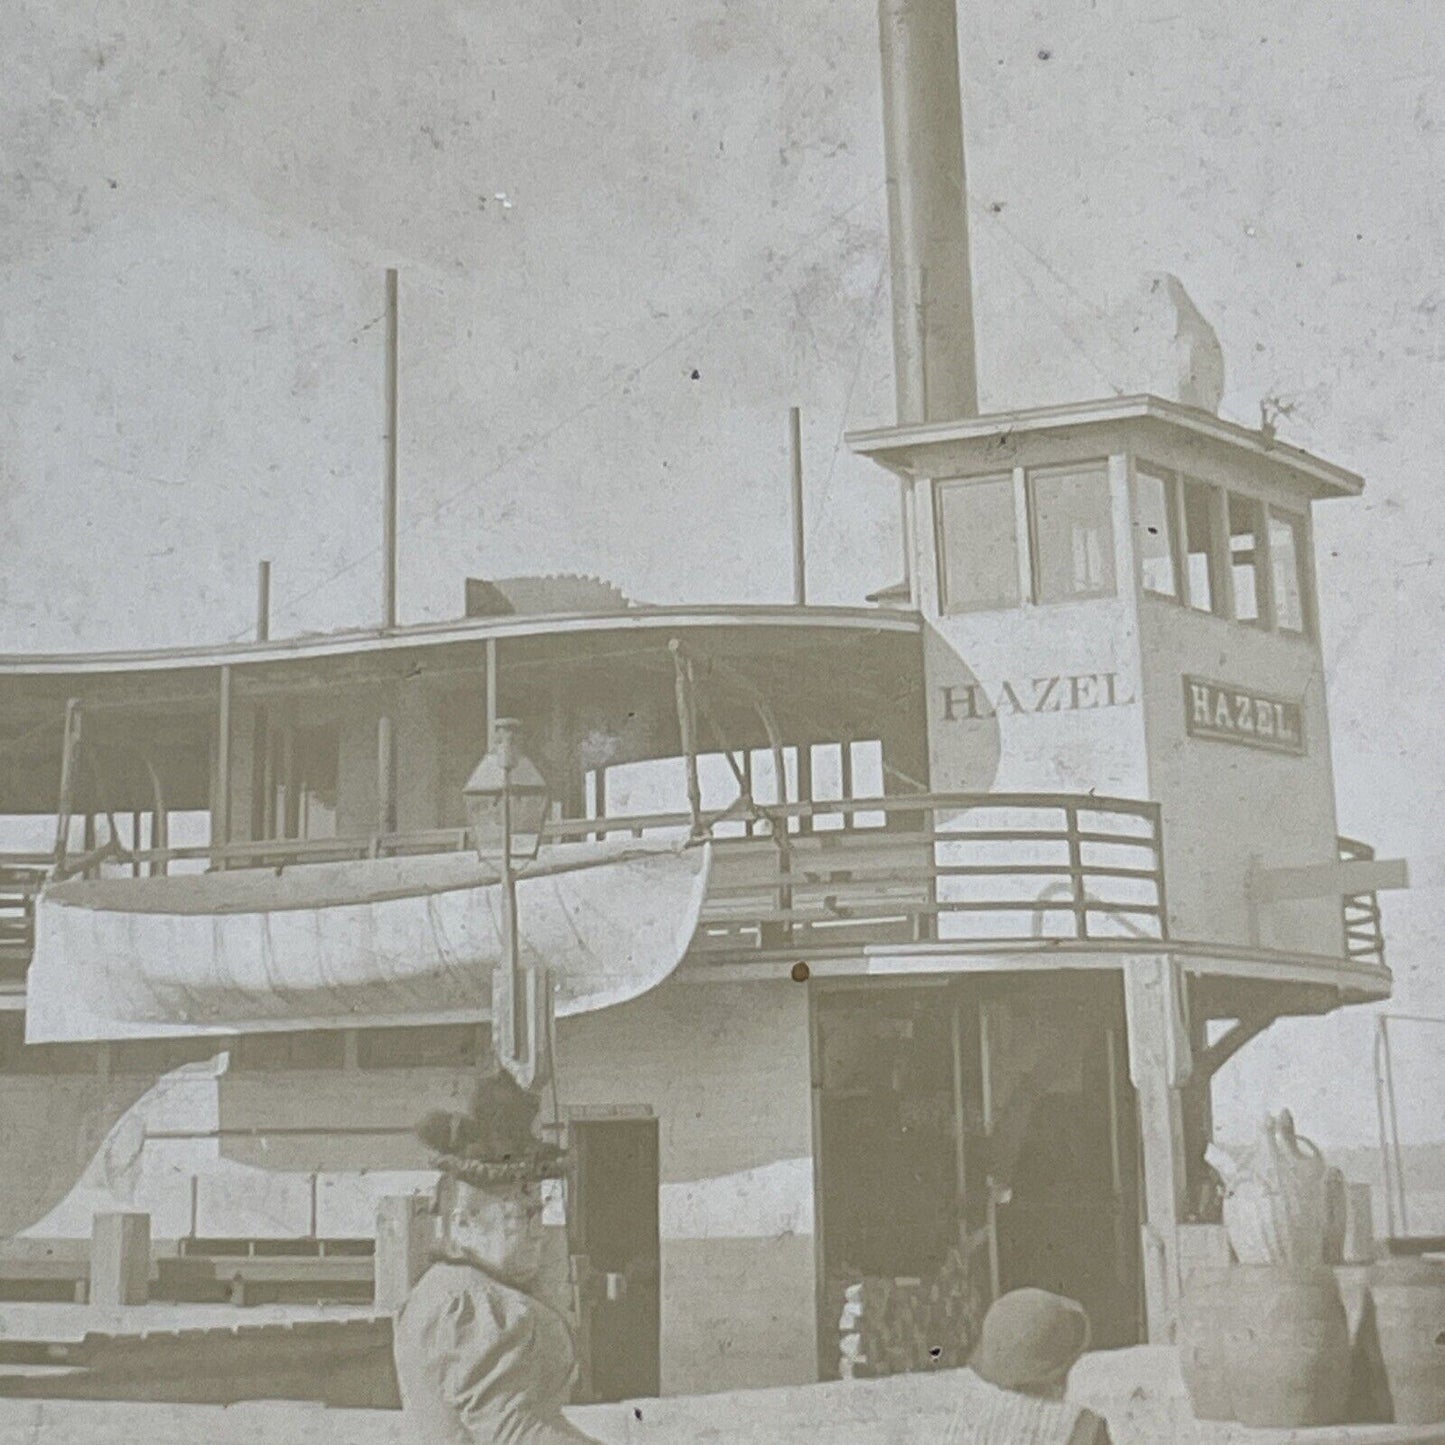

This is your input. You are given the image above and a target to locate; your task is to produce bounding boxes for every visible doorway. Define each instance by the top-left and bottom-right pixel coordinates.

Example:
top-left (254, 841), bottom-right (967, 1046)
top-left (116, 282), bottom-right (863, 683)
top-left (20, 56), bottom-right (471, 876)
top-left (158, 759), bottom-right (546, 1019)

top-left (566, 1113), bottom-right (661, 1403)
top-left (981, 974), bottom-right (1141, 1347)
top-left (812, 972), bottom-right (1142, 1377)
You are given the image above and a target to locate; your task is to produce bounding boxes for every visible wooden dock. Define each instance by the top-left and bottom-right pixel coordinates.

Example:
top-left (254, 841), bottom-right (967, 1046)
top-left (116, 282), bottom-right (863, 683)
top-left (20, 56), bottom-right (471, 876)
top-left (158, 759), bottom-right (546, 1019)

top-left (1, 1348), bottom-right (1442, 1445)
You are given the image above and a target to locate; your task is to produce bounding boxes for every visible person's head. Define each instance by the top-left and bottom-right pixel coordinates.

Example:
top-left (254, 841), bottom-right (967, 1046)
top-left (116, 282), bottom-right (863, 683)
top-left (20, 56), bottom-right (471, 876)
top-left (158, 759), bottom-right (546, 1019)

top-left (436, 1172), bottom-right (547, 1285)
top-left (969, 1289), bottom-right (1092, 1400)
top-left (416, 1067), bottom-right (567, 1285)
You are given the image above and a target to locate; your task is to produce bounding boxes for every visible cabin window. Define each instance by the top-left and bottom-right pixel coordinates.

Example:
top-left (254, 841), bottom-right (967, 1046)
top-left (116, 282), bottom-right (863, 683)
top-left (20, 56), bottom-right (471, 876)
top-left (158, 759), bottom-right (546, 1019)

top-left (1227, 492), bottom-right (1268, 625)
top-left (582, 739), bottom-right (886, 835)
top-left (1181, 480), bottom-right (1223, 615)
top-left (1268, 510), bottom-right (1311, 636)
top-left (1027, 465), bottom-right (1116, 603)
top-left (936, 476), bottom-right (1021, 613)
top-left (293, 724), bottom-right (339, 838)
top-left (258, 720), bottom-right (340, 841)
top-left (1134, 467), bottom-right (1181, 599)
top-left (157, 809), bottom-right (213, 875)
top-left (809, 743), bottom-right (846, 830)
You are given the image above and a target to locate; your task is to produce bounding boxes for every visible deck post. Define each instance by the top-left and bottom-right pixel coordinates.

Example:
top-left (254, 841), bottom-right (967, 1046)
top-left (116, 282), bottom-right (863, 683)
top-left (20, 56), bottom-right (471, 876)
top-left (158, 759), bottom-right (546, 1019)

top-left (53, 698), bottom-right (82, 864)
top-left (378, 714), bottom-right (397, 835)
top-left (485, 637), bottom-right (499, 746)
top-left (255, 559), bottom-right (271, 642)
top-left (375, 1194), bottom-right (433, 1310)
top-left (382, 267), bottom-right (399, 630)
top-left (789, 406), bottom-right (807, 605)
top-left (1124, 954), bottom-right (1192, 1343)
top-left (214, 664), bottom-right (233, 865)
top-left (91, 1211), bottom-right (150, 1307)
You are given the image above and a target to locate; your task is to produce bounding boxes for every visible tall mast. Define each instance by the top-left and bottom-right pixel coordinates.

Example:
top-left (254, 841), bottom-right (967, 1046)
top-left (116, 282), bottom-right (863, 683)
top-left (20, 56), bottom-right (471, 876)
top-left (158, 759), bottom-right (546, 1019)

top-left (382, 267), bottom-right (399, 629)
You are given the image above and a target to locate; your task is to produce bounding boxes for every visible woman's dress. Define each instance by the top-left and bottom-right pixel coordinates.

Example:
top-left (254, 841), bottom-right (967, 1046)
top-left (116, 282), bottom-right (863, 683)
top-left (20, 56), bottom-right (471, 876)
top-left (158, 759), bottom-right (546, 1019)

top-left (393, 1257), bottom-right (600, 1444)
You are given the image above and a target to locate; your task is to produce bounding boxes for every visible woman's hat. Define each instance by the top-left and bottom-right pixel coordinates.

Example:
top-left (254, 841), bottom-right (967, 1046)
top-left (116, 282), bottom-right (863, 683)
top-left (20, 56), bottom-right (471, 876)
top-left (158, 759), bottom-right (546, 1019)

top-left (969, 1289), bottom-right (1092, 1392)
top-left (417, 1068), bottom-right (568, 1187)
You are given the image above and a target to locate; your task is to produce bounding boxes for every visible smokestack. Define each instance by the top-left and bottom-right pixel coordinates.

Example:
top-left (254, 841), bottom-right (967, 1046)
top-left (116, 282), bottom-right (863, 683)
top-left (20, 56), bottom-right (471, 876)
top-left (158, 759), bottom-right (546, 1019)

top-left (878, 0), bottom-right (978, 422)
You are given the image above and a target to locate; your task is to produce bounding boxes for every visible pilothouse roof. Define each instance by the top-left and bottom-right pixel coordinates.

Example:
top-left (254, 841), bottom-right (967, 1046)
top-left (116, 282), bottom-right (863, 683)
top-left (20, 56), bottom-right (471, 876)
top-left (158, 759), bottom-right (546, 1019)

top-left (847, 393), bottom-right (1364, 499)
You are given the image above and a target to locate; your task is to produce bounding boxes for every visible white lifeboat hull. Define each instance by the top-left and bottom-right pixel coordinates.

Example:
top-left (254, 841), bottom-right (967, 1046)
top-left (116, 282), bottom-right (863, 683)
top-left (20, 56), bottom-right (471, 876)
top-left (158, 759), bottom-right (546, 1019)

top-left (25, 839), bottom-right (711, 1043)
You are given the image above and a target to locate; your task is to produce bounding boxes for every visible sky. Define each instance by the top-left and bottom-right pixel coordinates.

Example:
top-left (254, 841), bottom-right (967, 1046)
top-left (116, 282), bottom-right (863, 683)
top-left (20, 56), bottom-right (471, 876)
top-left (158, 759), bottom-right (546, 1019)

top-left (2, 0), bottom-right (1442, 1150)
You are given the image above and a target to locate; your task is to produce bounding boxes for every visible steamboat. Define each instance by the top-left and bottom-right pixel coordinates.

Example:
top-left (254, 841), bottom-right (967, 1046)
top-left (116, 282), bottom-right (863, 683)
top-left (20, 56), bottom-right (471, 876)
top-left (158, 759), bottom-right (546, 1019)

top-left (0, 0), bottom-right (1418, 1424)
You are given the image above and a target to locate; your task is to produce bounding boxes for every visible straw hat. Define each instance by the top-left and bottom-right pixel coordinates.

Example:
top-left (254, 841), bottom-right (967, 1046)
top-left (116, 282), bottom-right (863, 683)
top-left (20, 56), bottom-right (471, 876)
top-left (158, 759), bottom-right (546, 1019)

top-left (417, 1069), bottom-right (568, 1187)
top-left (968, 1289), bottom-right (1092, 1393)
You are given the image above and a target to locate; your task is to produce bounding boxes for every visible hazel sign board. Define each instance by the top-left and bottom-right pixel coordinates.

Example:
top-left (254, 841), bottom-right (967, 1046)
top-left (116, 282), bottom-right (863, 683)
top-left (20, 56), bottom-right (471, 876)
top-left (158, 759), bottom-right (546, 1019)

top-left (1184, 676), bottom-right (1305, 756)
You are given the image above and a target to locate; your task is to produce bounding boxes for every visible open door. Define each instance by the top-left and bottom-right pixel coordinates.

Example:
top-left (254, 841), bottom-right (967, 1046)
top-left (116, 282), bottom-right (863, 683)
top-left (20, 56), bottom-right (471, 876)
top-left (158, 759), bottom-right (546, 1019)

top-left (979, 975), bottom-right (1142, 1348)
top-left (812, 973), bottom-right (1143, 1376)
top-left (566, 1112), bottom-right (661, 1403)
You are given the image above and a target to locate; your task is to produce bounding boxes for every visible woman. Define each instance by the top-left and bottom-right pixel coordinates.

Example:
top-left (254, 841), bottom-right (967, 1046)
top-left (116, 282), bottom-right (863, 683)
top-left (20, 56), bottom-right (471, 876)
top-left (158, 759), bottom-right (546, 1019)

top-left (393, 1069), bottom-right (602, 1444)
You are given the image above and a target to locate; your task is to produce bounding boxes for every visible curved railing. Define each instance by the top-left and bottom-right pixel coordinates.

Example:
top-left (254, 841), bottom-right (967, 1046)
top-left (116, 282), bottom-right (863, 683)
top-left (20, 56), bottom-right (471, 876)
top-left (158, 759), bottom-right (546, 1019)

top-left (3, 805), bottom-right (1400, 973)
top-left (2, 794), bottom-right (1166, 968)
top-left (1339, 835), bottom-right (1386, 969)
top-left (551, 792), bottom-right (1168, 952)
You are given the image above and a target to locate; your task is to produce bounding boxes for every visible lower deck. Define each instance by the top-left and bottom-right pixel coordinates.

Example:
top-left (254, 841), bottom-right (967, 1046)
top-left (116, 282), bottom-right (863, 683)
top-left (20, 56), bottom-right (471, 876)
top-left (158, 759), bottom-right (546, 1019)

top-left (0, 956), bottom-right (1312, 1400)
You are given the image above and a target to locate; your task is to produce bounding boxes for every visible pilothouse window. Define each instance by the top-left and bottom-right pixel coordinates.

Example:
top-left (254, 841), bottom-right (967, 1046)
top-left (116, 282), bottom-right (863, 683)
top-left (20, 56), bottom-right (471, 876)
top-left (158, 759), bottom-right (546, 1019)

top-left (1136, 464), bottom-right (1314, 639)
top-left (1268, 510), bottom-right (1311, 636)
top-left (936, 476), bottom-right (1021, 613)
top-left (1181, 480), bottom-right (1223, 616)
top-left (1027, 465), bottom-right (1116, 603)
top-left (1135, 468), bottom-right (1180, 600)
top-left (1227, 492), bottom-right (1268, 625)
top-left (936, 467), bottom-right (1117, 612)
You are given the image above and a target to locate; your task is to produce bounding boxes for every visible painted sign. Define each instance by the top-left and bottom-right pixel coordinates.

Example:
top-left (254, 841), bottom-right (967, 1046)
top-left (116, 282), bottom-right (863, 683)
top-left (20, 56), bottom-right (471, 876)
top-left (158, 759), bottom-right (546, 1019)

top-left (1183, 676), bottom-right (1305, 755)
top-left (939, 672), bottom-right (1136, 721)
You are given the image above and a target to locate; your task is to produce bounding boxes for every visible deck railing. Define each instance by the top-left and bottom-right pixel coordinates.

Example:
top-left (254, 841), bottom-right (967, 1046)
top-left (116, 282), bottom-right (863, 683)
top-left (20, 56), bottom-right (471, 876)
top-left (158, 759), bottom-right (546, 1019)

top-left (1, 807), bottom-right (1402, 973)
top-left (1338, 835), bottom-right (1387, 970)
top-left (553, 792), bottom-right (1169, 951)
top-left (7, 793), bottom-right (1168, 960)
top-left (0, 854), bottom-right (48, 982)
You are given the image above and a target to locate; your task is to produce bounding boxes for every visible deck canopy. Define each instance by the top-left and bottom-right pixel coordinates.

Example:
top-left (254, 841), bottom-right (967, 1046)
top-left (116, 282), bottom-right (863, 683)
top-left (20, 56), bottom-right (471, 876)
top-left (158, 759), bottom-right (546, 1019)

top-left (0, 606), bottom-right (926, 821)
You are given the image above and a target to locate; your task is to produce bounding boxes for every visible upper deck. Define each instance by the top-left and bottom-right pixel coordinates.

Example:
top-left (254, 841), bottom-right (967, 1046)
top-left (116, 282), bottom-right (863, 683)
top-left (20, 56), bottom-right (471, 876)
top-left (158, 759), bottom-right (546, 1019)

top-left (0, 401), bottom-right (1400, 1021)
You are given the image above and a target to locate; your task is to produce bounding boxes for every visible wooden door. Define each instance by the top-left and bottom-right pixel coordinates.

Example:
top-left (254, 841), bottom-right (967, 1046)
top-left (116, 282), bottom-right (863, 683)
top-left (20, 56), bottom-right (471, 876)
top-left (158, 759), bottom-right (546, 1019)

top-left (567, 1114), bottom-right (661, 1403)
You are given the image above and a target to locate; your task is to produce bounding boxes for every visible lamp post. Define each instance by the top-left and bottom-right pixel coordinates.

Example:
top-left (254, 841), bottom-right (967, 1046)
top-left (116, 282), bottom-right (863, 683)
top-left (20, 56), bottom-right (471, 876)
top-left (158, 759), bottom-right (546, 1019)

top-left (463, 718), bottom-right (551, 1087)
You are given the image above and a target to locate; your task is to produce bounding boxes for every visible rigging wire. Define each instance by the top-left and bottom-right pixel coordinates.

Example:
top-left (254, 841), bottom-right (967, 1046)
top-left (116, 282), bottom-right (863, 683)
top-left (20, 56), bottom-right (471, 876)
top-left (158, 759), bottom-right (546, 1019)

top-left (226, 182), bottom-right (888, 642)
top-left (968, 196), bottom-right (1124, 397)
top-left (812, 250), bottom-right (889, 546)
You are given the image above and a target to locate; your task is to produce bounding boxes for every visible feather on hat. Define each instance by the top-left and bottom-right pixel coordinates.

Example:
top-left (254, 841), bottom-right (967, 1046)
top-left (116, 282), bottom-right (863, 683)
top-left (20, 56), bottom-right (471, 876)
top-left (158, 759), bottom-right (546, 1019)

top-left (418, 1069), bottom-right (568, 1186)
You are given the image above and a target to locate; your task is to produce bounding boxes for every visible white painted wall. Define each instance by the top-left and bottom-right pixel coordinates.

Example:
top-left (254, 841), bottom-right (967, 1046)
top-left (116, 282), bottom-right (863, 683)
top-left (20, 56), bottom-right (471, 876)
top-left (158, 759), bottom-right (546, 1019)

top-left (556, 977), bottom-right (817, 1395)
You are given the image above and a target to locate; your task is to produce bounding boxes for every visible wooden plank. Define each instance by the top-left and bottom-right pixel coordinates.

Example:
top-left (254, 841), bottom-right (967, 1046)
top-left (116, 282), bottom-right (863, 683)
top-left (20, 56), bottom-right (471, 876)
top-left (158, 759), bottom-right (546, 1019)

top-left (91, 1213), bottom-right (150, 1307)
top-left (373, 1197), bottom-right (431, 1311)
top-left (156, 1258), bottom-right (373, 1286)
top-left (1123, 958), bottom-right (1189, 1343)
top-left (1250, 858), bottom-right (1409, 903)
top-left (0, 1259), bottom-right (92, 1281)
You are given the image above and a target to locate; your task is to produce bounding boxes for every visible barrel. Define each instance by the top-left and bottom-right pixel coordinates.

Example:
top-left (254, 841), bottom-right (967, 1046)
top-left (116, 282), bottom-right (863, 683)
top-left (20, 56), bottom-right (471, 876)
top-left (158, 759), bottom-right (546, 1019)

top-left (1176, 1266), bottom-right (1236, 1421)
top-left (1369, 1261), bottom-right (1445, 1424)
top-left (1226, 1265), bottom-right (1350, 1428)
